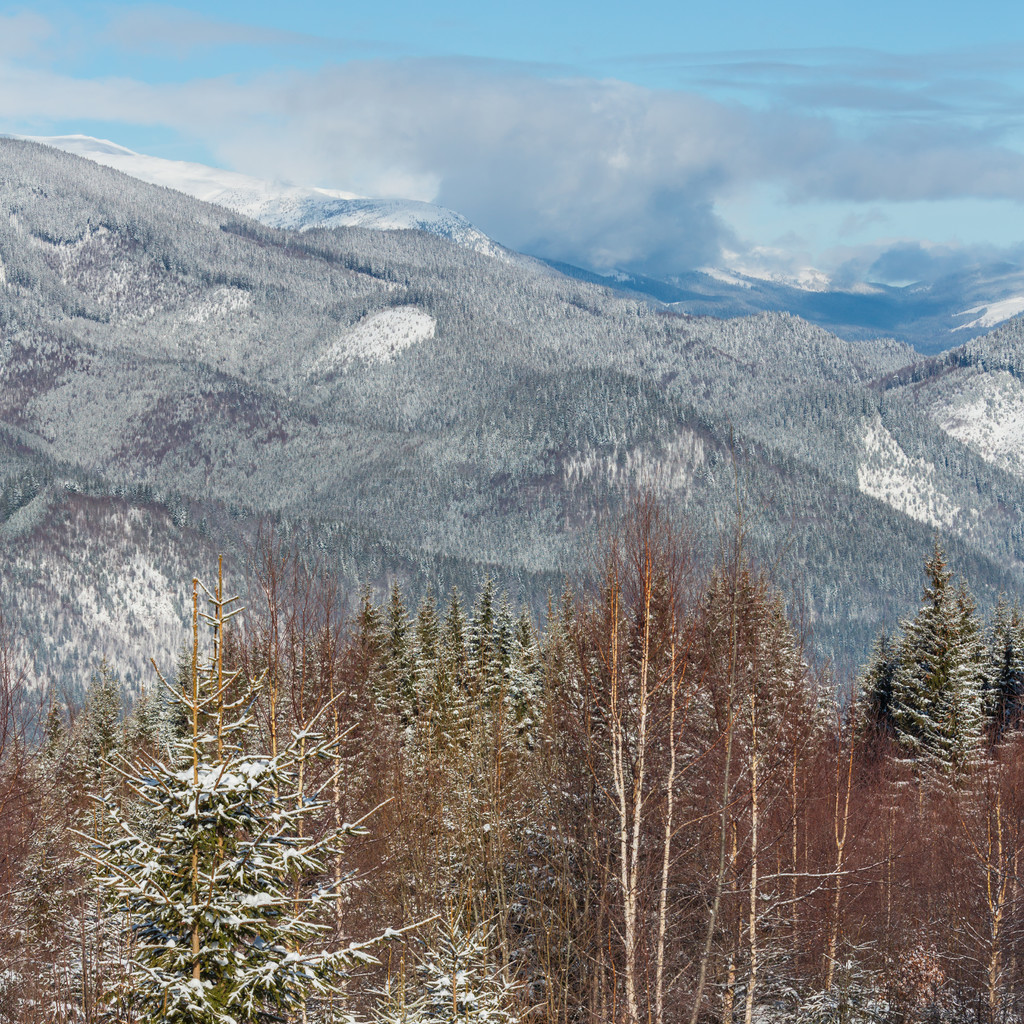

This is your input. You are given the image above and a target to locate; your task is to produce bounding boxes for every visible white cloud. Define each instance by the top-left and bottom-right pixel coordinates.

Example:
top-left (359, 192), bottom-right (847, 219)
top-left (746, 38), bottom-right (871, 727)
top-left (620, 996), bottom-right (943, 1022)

top-left (103, 5), bottom-right (360, 58)
top-left (3, 22), bottom-right (1024, 276)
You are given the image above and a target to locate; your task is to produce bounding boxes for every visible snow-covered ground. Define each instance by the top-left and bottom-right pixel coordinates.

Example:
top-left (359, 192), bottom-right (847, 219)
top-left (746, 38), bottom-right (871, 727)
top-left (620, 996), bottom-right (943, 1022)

top-left (927, 370), bottom-right (1024, 479)
top-left (953, 296), bottom-right (1024, 331)
top-left (858, 416), bottom-right (964, 531)
top-left (309, 306), bottom-right (436, 373)
top-left (13, 134), bottom-right (506, 258)
top-left (0, 495), bottom-right (191, 695)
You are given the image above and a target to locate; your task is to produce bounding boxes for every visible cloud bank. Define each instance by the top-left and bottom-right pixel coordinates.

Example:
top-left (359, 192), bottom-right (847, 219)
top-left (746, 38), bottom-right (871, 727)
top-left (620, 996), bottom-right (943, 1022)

top-left (2, 11), bottom-right (1023, 277)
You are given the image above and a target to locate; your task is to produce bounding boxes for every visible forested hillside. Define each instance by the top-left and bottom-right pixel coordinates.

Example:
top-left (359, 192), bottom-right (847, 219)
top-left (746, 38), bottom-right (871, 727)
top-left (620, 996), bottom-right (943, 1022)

top-left (4, 138), bottom-right (1024, 690)
top-left (4, 506), bottom-right (1024, 1022)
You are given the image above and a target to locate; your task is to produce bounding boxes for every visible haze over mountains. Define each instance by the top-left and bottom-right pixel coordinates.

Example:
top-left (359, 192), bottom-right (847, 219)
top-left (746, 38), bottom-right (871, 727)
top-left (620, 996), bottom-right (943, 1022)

top-left (3, 136), bottom-right (1024, 695)
top-left (553, 260), bottom-right (1024, 355)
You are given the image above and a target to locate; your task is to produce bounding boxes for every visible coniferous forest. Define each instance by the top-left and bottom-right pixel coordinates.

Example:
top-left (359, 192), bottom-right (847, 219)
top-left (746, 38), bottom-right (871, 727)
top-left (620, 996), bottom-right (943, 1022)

top-left (4, 498), bottom-right (1024, 1023)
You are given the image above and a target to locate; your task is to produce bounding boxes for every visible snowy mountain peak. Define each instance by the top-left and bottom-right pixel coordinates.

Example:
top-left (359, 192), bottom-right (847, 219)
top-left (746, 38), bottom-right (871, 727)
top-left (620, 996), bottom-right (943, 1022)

top-left (11, 134), bottom-right (507, 259)
top-left (710, 250), bottom-right (835, 293)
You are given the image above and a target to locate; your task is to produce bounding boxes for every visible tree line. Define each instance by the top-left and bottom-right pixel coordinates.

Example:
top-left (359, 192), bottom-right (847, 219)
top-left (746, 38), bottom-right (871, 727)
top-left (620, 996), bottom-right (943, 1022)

top-left (3, 501), bottom-right (1024, 1022)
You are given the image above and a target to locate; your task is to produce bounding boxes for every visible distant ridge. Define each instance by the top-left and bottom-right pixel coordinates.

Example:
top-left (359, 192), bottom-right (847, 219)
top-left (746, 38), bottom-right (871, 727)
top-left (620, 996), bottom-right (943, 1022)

top-left (10, 133), bottom-right (508, 259)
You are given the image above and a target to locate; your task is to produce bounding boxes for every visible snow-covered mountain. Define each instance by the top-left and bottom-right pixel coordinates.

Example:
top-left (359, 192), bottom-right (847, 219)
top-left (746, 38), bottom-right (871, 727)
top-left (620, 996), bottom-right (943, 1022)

top-left (5, 135), bottom-right (1024, 688)
top-left (12, 134), bottom-right (507, 258)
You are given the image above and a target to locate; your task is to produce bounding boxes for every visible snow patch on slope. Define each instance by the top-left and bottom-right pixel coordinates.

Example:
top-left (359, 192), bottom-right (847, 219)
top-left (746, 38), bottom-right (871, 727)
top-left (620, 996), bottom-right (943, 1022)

top-left (927, 371), bottom-right (1024, 479)
top-left (697, 266), bottom-right (754, 289)
top-left (311, 307), bottom-right (436, 373)
top-left (715, 249), bottom-right (833, 292)
top-left (563, 430), bottom-right (706, 497)
top-left (953, 297), bottom-right (1024, 331)
top-left (857, 416), bottom-right (962, 530)
top-left (15, 134), bottom-right (506, 258)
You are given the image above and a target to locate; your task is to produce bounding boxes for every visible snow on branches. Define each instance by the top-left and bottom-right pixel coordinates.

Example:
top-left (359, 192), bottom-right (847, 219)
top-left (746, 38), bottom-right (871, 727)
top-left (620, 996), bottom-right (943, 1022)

top-left (78, 563), bottom-right (387, 1024)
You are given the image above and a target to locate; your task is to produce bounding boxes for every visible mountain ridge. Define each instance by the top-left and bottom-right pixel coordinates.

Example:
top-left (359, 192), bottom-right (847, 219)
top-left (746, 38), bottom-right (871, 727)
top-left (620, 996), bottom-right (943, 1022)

top-left (17, 134), bottom-right (1024, 353)
top-left (8, 133), bottom-right (510, 260)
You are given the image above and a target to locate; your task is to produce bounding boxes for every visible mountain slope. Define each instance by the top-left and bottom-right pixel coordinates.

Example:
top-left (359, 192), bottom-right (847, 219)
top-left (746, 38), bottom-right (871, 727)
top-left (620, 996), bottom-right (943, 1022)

top-left (882, 316), bottom-right (1024, 478)
top-left (24, 134), bottom-right (1024, 354)
top-left (2, 136), bottom-right (1023, 691)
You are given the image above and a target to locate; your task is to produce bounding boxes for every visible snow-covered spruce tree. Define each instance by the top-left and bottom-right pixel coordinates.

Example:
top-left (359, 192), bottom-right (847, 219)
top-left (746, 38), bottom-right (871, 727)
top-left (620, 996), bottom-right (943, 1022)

top-left (985, 597), bottom-right (1024, 737)
top-left (505, 611), bottom-right (542, 748)
top-left (382, 581), bottom-right (417, 727)
top-left (80, 568), bottom-right (386, 1024)
top-left (413, 588), bottom-right (441, 706)
top-left (78, 659), bottom-right (124, 781)
top-left (374, 913), bottom-right (522, 1024)
top-left (889, 542), bottom-right (986, 775)
top-left (856, 631), bottom-right (899, 743)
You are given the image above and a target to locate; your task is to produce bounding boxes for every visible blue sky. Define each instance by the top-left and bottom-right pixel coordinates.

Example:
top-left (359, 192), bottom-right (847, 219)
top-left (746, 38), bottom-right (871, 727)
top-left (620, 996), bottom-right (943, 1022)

top-left (3, 1), bottom-right (1024, 282)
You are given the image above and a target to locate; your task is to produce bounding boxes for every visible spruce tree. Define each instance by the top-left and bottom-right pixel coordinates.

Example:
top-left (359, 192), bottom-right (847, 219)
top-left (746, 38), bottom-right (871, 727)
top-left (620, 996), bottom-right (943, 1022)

top-left (889, 542), bottom-right (985, 775)
top-left (353, 582), bottom-right (385, 686)
top-left (413, 588), bottom-right (444, 747)
top-left (440, 588), bottom-right (470, 746)
top-left (857, 631), bottom-right (899, 742)
top-left (984, 597), bottom-right (1024, 736)
top-left (414, 588), bottom-right (441, 692)
top-left (507, 611), bottom-right (542, 747)
top-left (375, 915), bottom-right (522, 1024)
top-left (375, 580), bottom-right (417, 726)
top-left (442, 588), bottom-right (467, 687)
top-left (79, 659), bottom-right (123, 779)
top-left (469, 578), bottom-right (498, 701)
top-left (81, 571), bottom-right (384, 1024)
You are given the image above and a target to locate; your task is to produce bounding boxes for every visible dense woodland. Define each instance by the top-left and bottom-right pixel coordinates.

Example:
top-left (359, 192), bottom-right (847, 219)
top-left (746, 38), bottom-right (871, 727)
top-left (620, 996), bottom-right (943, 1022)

top-left (3, 499), bottom-right (1024, 1023)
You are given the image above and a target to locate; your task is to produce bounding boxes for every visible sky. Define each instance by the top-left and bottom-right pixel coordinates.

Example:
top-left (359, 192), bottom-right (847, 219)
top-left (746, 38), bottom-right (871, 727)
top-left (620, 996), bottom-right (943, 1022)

top-left (2, 0), bottom-right (1024, 284)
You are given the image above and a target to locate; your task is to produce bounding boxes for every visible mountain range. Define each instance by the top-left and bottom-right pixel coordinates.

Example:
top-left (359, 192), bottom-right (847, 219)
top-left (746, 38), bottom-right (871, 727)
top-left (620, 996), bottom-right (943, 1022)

top-left (16, 134), bottom-right (1024, 355)
top-left (2, 135), bottom-right (1024, 696)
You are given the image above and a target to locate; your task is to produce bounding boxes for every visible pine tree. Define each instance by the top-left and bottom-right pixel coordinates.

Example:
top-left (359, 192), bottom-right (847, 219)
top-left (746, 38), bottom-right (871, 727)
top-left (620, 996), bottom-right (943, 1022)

top-left (80, 570), bottom-right (386, 1024)
top-left (889, 542), bottom-right (985, 775)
